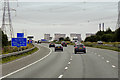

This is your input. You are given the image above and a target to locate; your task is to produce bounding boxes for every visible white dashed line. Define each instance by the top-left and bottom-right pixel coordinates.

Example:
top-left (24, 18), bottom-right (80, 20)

top-left (68, 62), bottom-right (71, 65)
top-left (95, 53), bottom-right (97, 55)
top-left (70, 58), bottom-right (72, 61)
top-left (65, 67), bottom-right (68, 70)
top-left (58, 75), bottom-right (63, 78)
top-left (98, 55), bottom-right (100, 57)
top-left (0, 46), bottom-right (52, 79)
top-left (106, 60), bottom-right (110, 63)
top-left (112, 65), bottom-right (116, 68)
top-left (102, 57), bottom-right (104, 59)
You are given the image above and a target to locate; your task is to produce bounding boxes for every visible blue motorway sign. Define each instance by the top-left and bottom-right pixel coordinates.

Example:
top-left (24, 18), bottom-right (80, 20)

top-left (17, 33), bottom-right (24, 38)
top-left (12, 38), bottom-right (27, 47)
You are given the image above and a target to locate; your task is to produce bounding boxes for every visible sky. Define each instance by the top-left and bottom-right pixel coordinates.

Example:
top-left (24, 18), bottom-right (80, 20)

top-left (0, 2), bottom-right (118, 40)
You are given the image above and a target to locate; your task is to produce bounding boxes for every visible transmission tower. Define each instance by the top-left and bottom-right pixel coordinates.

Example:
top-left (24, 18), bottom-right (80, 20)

top-left (117, 1), bottom-right (120, 29)
top-left (1, 0), bottom-right (14, 40)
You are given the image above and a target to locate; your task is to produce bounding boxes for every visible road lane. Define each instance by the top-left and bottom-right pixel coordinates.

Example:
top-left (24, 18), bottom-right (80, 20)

top-left (6, 44), bottom-right (72, 78)
top-left (2, 43), bottom-right (118, 78)
top-left (2, 44), bottom-right (50, 76)
top-left (87, 47), bottom-right (118, 68)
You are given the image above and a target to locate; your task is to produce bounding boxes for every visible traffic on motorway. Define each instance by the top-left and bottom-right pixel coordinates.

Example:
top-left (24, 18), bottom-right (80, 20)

top-left (37, 40), bottom-right (87, 54)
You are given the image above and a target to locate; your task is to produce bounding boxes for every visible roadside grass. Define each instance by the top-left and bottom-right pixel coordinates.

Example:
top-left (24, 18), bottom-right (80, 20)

top-left (1, 47), bottom-right (38, 64)
top-left (2, 44), bottom-right (34, 54)
top-left (83, 42), bottom-right (120, 52)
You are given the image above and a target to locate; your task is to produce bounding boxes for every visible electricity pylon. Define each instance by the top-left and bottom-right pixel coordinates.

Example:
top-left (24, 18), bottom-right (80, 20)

top-left (117, 1), bottom-right (120, 29)
top-left (1, 0), bottom-right (14, 40)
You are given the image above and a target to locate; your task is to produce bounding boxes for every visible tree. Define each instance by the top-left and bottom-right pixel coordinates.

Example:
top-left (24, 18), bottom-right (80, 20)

top-left (96, 31), bottom-right (104, 36)
top-left (101, 34), bottom-right (113, 42)
top-left (59, 37), bottom-right (64, 41)
top-left (114, 28), bottom-right (120, 42)
top-left (105, 28), bottom-right (112, 34)
top-left (1, 29), bottom-right (8, 47)
top-left (64, 37), bottom-right (70, 41)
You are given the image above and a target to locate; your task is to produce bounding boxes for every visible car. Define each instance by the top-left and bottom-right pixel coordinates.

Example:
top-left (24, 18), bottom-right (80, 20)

top-left (49, 43), bottom-right (55, 47)
top-left (37, 40), bottom-right (41, 44)
top-left (61, 41), bottom-right (67, 47)
top-left (55, 44), bottom-right (63, 51)
top-left (74, 44), bottom-right (86, 54)
top-left (74, 42), bottom-right (81, 47)
top-left (97, 41), bottom-right (103, 44)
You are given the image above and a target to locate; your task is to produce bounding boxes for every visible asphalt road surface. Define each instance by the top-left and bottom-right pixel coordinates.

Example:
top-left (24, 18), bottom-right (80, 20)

top-left (2, 43), bottom-right (118, 78)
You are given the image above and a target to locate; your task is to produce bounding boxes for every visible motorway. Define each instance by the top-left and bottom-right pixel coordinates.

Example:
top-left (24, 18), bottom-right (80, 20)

top-left (2, 43), bottom-right (118, 78)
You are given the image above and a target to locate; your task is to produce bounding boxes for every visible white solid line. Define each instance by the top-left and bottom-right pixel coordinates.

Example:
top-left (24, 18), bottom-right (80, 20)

top-left (65, 67), bottom-right (68, 70)
top-left (3, 46), bottom-right (41, 65)
top-left (68, 62), bottom-right (71, 65)
top-left (112, 65), bottom-right (116, 68)
top-left (58, 75), bottom-right (63, 78)
top-left (0, 46), bottom-right (52, 79)
top-left (106, 60), bottom-right (110, 63)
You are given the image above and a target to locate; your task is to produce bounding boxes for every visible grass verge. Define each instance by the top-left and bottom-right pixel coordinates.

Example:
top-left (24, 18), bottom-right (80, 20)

top-left (83, 42), bottom-right (120, 52)
top-left (2, 47), bottom-right (38, 64)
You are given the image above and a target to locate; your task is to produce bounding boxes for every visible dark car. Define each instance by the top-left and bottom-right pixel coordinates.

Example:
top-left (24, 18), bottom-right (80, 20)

top-left (55, 44), bottom-right (63, 51)
top-left (74, 44), bottom-right (86, 54)
top-left (49, 43), bottom-right (55, 47)
top-left (61, 41), bottom-right (67, 47)
top-left (37, 40), bottom-right (41, 44)
top-left (74, 42), bottom-right (81, 47)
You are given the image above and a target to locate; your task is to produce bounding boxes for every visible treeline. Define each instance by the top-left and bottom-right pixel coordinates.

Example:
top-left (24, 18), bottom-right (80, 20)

top-left (0, 29), bottom-right (9, 47)
top-left (85, 28), bottom-right (120, 42)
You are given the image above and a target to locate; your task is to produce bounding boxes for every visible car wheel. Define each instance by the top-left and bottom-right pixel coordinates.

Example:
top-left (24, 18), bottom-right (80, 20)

top-left (84, 51), bottom-right (86, 53)
top-left (75, 51), bottom-right (77, 54)
top-left (55, 50), bottom-right (56, 52)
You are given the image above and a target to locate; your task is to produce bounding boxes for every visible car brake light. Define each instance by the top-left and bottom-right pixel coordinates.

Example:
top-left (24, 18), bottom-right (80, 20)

top-left (75, 47), bottom-right (77, 48)
top-left (65, 43), bottom-right (67, 44)
top-left (83, 46), bottom-right (85, 48)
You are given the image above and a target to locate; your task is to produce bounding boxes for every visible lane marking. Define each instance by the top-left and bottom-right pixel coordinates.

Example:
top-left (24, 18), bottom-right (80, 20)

top-left (58, 75), bottom-right (63, 78)
top-left (106, 60), bottom-right (110, 63)
top-left (65, 67), bottom-right (68, 70)
top-left (98, 55), bottom-right (100, 57)
top-left (68, 62), bottom-right (71, 65)
top-left (112, 65), bottom-right (116, 68)
top-left (70, 58), bottom-right (72, 61)
top-left (95, 53), bottom-right (97, 55)
top-left (0, 46), bottom-right (52, 79)
top-left (102, 57), bottom-right (104, 59)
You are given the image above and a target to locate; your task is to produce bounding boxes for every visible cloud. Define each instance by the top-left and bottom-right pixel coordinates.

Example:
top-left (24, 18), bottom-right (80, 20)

top-left (4, 0), bottom-right (120, 2)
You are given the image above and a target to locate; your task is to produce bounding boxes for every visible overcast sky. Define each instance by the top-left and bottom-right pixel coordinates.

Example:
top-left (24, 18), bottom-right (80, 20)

top-left (0, 2), bottom-right (118, 40)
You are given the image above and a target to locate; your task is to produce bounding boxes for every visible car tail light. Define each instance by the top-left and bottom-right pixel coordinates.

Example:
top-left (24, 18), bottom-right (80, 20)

top-left (61, 46), bottom-right (63, 48)
top-left (83, 46), bottom-right (85, 48)
top-left (65, 43), bottom-right (67, 44)
top-left (75, 47), bottom-right (77, 48)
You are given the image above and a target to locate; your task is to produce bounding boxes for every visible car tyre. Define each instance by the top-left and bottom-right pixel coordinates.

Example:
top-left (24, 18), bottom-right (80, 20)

top-left (84, 50), bottom-right (86, 53)
top-left (75, 51), bottom-right (77, 54)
